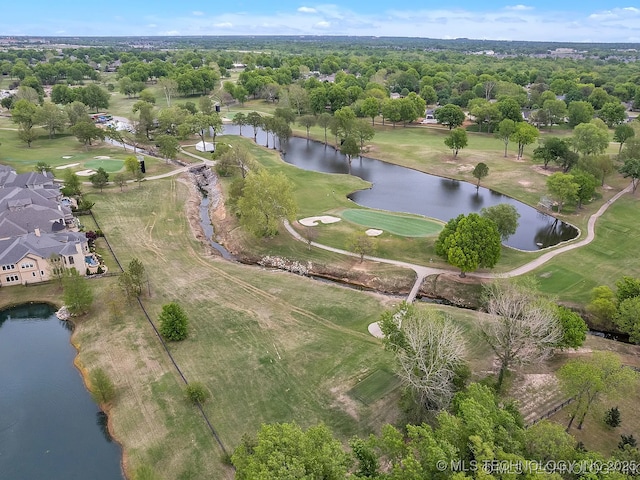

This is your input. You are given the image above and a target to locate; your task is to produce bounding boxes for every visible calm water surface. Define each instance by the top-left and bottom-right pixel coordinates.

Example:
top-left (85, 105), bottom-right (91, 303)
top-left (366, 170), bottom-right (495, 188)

top-left (221, 125), bottom-right (578, 251)
top-left (0, 303), bottom-right (124, 480)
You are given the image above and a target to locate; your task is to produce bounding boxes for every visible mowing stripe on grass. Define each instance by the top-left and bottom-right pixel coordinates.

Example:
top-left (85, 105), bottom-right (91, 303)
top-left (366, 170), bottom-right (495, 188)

top-left (342, 209), bottom-right (443, 237)
top-left (348, 369), bottom-right (402, 405)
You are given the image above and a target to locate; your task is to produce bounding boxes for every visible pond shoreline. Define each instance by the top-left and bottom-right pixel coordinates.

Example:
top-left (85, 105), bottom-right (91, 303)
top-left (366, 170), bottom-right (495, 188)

top-left (0, 298), bottom-right (128, 480)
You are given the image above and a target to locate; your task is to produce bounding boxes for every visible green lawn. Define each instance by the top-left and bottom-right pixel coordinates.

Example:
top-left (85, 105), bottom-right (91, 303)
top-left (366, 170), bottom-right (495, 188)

top-left (83, 158), bottom-right (124, 172)
top-left (341, 208), bottom-right (443, 237)
top-left (532, 195), bottom-right (640, 306)
top-left (349, 369), bottom-right (402, 405)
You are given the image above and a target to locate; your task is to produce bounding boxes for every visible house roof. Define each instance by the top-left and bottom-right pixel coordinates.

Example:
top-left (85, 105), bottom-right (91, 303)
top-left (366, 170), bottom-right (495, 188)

top-left (0, 164), bottom-right (55, 189)
top-left (0, 204), bottom-right (66, 234)
top-left (0, 231), bottom-right (87, 265)
top-left (0, 186), bottom-right (64, 213)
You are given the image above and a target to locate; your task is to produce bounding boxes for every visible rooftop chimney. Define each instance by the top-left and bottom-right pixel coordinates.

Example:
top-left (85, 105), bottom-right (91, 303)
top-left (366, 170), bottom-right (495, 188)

top-left (34, 227), bottom-right (41, 237)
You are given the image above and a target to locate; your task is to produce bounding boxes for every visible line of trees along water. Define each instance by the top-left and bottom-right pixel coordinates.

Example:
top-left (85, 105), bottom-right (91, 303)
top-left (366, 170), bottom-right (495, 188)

top-left (0, 303), bottom-right (123, 480)
top-left (221, 125), bottom-right (578, 251)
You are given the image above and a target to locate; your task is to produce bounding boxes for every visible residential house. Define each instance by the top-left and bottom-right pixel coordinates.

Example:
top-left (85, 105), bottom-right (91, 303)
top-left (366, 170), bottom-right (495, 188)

top-left (0, 164), bottom-right (93, 286)
top-left (0, 230), bottom-right (89, 286)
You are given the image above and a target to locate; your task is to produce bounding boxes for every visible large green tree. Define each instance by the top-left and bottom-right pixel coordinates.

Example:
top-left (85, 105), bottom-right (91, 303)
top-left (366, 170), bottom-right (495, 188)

top-left (494, 118), bottom-right (517, 157)
top-left (62, 269), bottom-right (94, 315)
top-left (572, 122), bottom-right (610, 157)
top-left (546, 172), bottom-right (579, 213)
top-left (480, 203), bottom-right (520, 241)
top-left (554, 305), bottom-right (588, 349)
top-left (237, 169), bottom-right (297, 237)
top-left (434, 103), bottom-right (465, 130)
top-left (158, 302), bottom-right (189, 341)
top-left (232, 423), bottom-right (349, 480)
top-left (599, 101), bottom-right (627, 127)
top-left (471, 162), bottom-right (489, 188)
top-left (35, 101), bottom-right (66, 138)
top-left (90, 167), bottom-right (109, 192)
top-left (613, 123), bottom-right (635, 154)
top-left (444, 127), bottom-right (468, 158)
top-left (510, 122), bottom-right (539, 160)
top-left (70, 120), bottom-right (105, 148)
top-left (559, 352), bottom-right (638, 430)
top-left (567, 101), bottom-right (595, 128)
top-left (155, 134), bottom-right (180, 163)
top-left (435, 213), bottom-right (501, 276)
top-left (619, 157), bottom-right (640, 193)
top-left (11, 98), bottom-right (37, 147)
top-left (79, 84), bottom-right (110, 113)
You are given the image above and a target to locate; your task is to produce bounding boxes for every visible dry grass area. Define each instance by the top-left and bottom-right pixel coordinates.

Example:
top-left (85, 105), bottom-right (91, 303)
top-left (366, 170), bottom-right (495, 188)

top-left (80, 176), bottom-right (404, 479)
top-left (505, 335), bottom-right (640, 454)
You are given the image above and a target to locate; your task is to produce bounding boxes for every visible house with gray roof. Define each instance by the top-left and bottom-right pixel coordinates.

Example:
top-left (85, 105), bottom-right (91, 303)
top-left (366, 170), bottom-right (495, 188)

top-left (0, 164), bottom-right (56, 190)
top-left (0, 230), bottom-right (89, 286)
top-left (0, 164), bottom-right (92, 286)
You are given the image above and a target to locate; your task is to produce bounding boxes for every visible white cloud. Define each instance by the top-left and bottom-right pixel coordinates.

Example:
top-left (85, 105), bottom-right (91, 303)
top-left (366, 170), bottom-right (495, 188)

top-left (14, 4), bottom-right (640, 42)
top-left (192, 11), bottom-right (204, 16)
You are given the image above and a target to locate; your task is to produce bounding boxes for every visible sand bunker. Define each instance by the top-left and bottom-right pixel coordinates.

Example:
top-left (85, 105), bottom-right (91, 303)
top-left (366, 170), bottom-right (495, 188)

top-left (365, 229), bottom-right (383, 236)
top-left (56, 163), bottom-right (80, 170)
top-left (94, 155), bottom-right (111, 160)
top-left (76, 169), bottom-right (96, 177)
top-left (368, 322), bottom-right (384, 339)
top-left (62, 155), bottom-right (73, 159)
top-left (299, 216), bottom-right (341, 226)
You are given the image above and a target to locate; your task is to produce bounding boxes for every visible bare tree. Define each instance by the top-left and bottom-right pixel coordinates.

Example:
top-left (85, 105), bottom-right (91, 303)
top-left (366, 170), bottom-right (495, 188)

top-left (481, 280), bottom-right (562, 389)
top-left (158, 78), bottom-right (178, 107)
top-left (381, 304), bottom-right (467, 410)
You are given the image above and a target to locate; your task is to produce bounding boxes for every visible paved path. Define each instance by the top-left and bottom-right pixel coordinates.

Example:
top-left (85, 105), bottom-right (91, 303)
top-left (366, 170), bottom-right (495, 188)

top-left (285, 183), bottom-right (633, 338)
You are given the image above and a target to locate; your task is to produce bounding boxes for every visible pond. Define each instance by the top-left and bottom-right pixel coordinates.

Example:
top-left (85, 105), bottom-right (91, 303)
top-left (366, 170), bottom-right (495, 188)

top-left (221, 125), bottom-right (578, 251)
top-left (0, 303), bottom-right (124, 480)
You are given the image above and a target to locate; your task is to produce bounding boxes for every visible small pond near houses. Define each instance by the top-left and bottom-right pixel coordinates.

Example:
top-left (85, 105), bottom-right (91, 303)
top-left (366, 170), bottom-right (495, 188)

top-left (0, 303), bottom-right (124, 480)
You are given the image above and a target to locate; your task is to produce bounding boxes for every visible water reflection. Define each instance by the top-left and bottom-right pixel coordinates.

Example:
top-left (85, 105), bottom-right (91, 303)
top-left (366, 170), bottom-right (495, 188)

top-left (96, 411), bottom-right (113, 443)
top-left (220, 125), bottom-right (578, 251)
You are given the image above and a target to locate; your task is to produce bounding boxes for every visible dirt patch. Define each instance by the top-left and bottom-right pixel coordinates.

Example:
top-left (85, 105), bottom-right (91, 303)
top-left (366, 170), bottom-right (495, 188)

top-left (419, 273), bottom-right (487, 308)
top-left (531, 165), bottom-right (560, 176)
top-left (330, 385), bottom-right (360, 420)
top-left (457, 164), bottom-right (474, 173)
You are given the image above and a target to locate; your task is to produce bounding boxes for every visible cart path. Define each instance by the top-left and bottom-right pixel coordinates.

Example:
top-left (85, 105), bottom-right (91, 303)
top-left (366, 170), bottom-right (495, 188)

top-left (284, 183), bottom-right (633, 337)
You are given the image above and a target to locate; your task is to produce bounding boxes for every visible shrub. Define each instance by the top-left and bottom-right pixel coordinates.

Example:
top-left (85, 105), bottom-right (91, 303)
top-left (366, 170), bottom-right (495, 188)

top-left (605, 406), bottom-right (621, 427)
top-left (185, 382), bottom-right (210, 405)
top-left (619, 434), bottom-right (637, 450)
top-left (158, 302), bottom-right (189, 341)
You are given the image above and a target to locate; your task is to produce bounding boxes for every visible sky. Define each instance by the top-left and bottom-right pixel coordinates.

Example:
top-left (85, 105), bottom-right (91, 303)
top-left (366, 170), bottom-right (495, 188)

top-left (1, 1), bottom-right (640, 43)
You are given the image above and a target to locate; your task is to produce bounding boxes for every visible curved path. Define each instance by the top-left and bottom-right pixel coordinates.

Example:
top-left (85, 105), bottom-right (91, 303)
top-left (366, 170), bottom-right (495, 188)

top-left (285, 182), bottom-right (633, 338)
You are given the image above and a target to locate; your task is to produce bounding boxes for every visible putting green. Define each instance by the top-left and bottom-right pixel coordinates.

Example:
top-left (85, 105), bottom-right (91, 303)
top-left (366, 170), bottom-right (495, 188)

top-left (83, 159), bottom-right (124, 173)
top-left (341, 209), bottom-right (443, 237)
